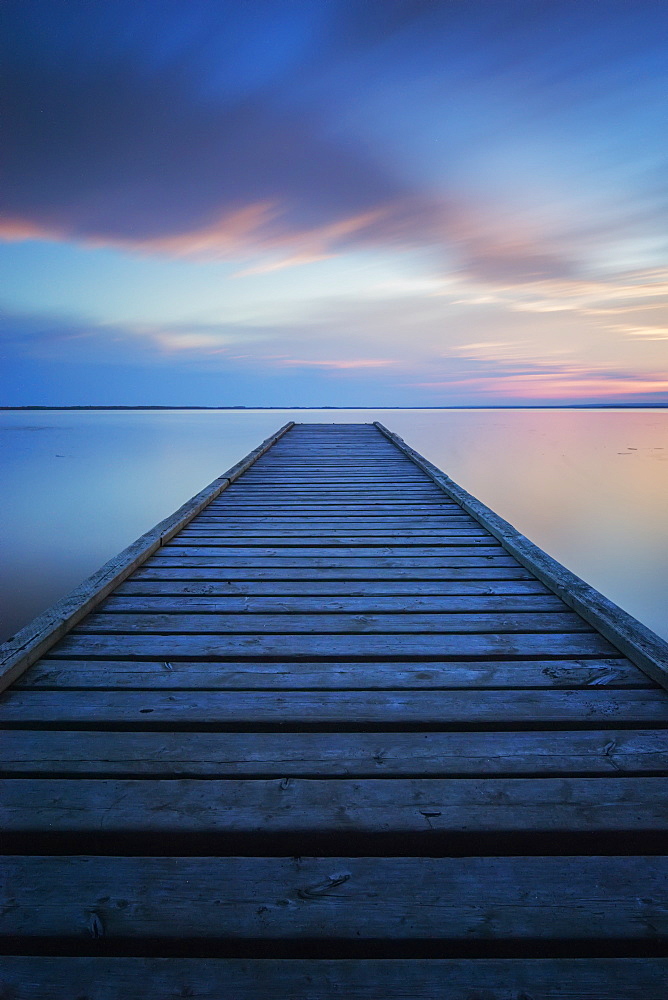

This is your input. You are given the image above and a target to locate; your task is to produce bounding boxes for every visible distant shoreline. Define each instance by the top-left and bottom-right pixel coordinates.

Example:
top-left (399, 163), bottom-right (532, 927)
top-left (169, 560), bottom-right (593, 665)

top-left (2, 404), bottom-right (666, 411)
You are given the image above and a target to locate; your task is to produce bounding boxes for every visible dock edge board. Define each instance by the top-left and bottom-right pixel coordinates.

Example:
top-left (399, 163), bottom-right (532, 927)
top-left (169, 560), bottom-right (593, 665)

top-left (374, 421), bottom-right (668, 691)
top-left (0, 422), bottom-right (295, 692)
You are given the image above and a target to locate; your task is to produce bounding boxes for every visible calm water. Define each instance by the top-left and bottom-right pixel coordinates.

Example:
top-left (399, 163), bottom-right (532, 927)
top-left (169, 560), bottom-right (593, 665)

top-left (1, 408), bottom-right (666, 643)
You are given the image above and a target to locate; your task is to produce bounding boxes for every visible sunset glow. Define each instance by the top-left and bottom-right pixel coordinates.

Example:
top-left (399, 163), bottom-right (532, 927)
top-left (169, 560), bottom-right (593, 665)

top-left (2, 0), bottom-right (667, 406)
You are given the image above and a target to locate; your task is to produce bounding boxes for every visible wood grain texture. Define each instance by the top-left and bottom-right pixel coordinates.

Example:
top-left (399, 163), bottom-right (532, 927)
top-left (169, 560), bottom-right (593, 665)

top-left (116, 579), bottom-right (552, 596)
top-left (20, 657), bottom-right (642, 690)
top-left (190, 521), bottom-right (476, 531)
top-left (156, 545), bottom-right (506, 559)
top-left (203, 504), bottom-right (462, 512)
top-left (130, 566), bottom-right (536, 580)
top-left (146, 555), bottom-right (519, 569)
top-left (17, 658), bottom-right (645, 690)
top-left (77, 611), bottom-right (592, 635)
top-left (2, 855), bottom-right (667, 939)
top-left (172, 533), bottom-right (494, 545)
top-left (44, 631), bottom-right (621, 660)
top-left (3, 728), bottom-right (665, 776)
top-left (1, 957), bottom-right (666, 1000)
top-left (2, 688), bottom-right (666, 726)
top-left (98, 593), bottom-right (569, 613)
top-left (177, 530), bottom-right (490, 541)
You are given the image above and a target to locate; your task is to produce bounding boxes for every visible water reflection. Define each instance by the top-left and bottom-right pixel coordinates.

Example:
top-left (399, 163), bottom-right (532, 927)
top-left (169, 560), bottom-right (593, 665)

top-left (1, 408), bottom-right (666, 642)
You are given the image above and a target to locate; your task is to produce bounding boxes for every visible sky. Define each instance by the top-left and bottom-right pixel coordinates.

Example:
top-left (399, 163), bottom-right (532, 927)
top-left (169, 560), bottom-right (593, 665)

top-left (2, 0), bottom-right (668, 406)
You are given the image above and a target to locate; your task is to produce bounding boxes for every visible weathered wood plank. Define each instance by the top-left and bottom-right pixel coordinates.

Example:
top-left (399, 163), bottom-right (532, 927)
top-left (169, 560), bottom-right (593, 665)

top-left (1, 957), bottom-right (666, 1000)
top-left (116, 579), bottom-right (552, 596)
top-left (146, 555), bottom-right (520, 568)
top-left (77, 611), bottom-right (592, 635)
top-left (2, 688), bottom-right (665, 726)
top-left (252, 471), bottom-right (421, 476)
top-left (192, 512), bottom-right (475, 521)
top-left (18, 657), bottom-right (644, 690)
top-left (131, 566), bottom-right (537, 580)
top-left (99, 594), bottom-right (569, 613)
top-left (256, 465), bottom-right (422, 471)
top-left (222, 479), bottom-right (444, 487)
top-left (178, 530), bottom-right (490, 541)
top-left (240, 476), bottom-right (429, 483)
top-left (256, 461), bottom-right (419, 467)
top-left (240, 466), bottom-right (428, 473)
top-left (210, 496), bottom-right (454, 503)
top-left (272, 442), bottom-right (387, 445)
top-left (174, 533), bottom-right (494, 545)
top-left (44, 631), bottom-right (621, 660)
top-left (205, 504), bottom-right (462, 512)
top-left (190, 521), bottom-right (476, 532)
top-left (255, 453), bottom-right (402, 459)
top-left (2, 856), bottom-right (668, 939)
top-left (221, 494), bottom-right (449, 502)
top-left (202, 511), bottom-right (471, 520)
top-left (193, 515), bottom-right (474, 525)
top-left (157, 545), bottom-right (506, 559)
top-left (223, 485), bottom-right (445, 494)
top-left (133, 560), bottom-right (532, 592)
top-left (2, 782), bottom-right (668, 840)
top-left (3, 729), bottom-right (665, 776)
top-left (252, 443), bottom-right (394, 447)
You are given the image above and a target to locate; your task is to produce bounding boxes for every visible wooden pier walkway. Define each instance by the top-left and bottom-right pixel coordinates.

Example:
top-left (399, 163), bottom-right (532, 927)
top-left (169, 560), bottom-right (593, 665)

top-left (1, 421), bottom-right (668, 998)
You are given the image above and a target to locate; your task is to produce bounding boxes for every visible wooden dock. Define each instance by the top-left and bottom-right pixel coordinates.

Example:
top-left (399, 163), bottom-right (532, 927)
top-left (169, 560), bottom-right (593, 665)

top-left (1, 421), bottom-right (668, 998)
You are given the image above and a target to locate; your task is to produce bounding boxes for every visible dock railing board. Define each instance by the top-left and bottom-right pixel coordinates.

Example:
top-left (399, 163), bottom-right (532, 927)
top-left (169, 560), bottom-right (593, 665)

top-left (1, 421), bottom-right (667, 999)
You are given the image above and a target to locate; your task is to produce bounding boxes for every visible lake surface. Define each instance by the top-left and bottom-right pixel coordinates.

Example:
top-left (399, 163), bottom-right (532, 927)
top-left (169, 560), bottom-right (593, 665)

top-left (1, 408), bottom-right (666, 643)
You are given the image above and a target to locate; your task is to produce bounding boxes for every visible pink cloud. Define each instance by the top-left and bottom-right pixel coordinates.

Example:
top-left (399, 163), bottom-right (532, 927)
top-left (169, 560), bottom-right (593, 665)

top-left (0, 217), bottom-right (62, 242)
top-left (417, 367), bottom-right (668, 401)
top-left (0, 202), bottom-right (390, 274)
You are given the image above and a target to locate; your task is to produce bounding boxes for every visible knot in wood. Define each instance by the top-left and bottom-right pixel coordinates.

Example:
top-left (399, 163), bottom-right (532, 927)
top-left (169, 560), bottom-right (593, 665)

top-left (297, 873), bottom-right (351, 900)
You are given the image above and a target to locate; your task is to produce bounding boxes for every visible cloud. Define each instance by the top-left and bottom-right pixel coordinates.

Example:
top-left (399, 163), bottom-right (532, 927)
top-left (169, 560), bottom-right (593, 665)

top-left (421, 331), bottom-right (668, 402)
top-left (447, 267), bottom-right (668, 329)
top-left (2, 38), bottom-right (412, 247)
top-left (277, 357), bottom-right (397, 370)
top-left (605, 324), bottom-right (668, 341)
top-left (1, 3), bottom-right (588, 283)
top-left (416, 363), bottom-right (668, 402)
top-left (0, 308), bottom-right (277, 366)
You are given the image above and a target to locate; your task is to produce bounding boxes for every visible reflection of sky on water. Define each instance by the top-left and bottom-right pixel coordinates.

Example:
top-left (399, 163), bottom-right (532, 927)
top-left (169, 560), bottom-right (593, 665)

top-left (1, 408), bottom-right (666, 643)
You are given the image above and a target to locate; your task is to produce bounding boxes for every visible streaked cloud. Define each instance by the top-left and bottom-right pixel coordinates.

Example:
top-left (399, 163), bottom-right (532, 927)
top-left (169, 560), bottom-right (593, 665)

top-left (277, 357), bottom-right (397, 370)
top-left (2, 0), bottom-right (667, 405)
